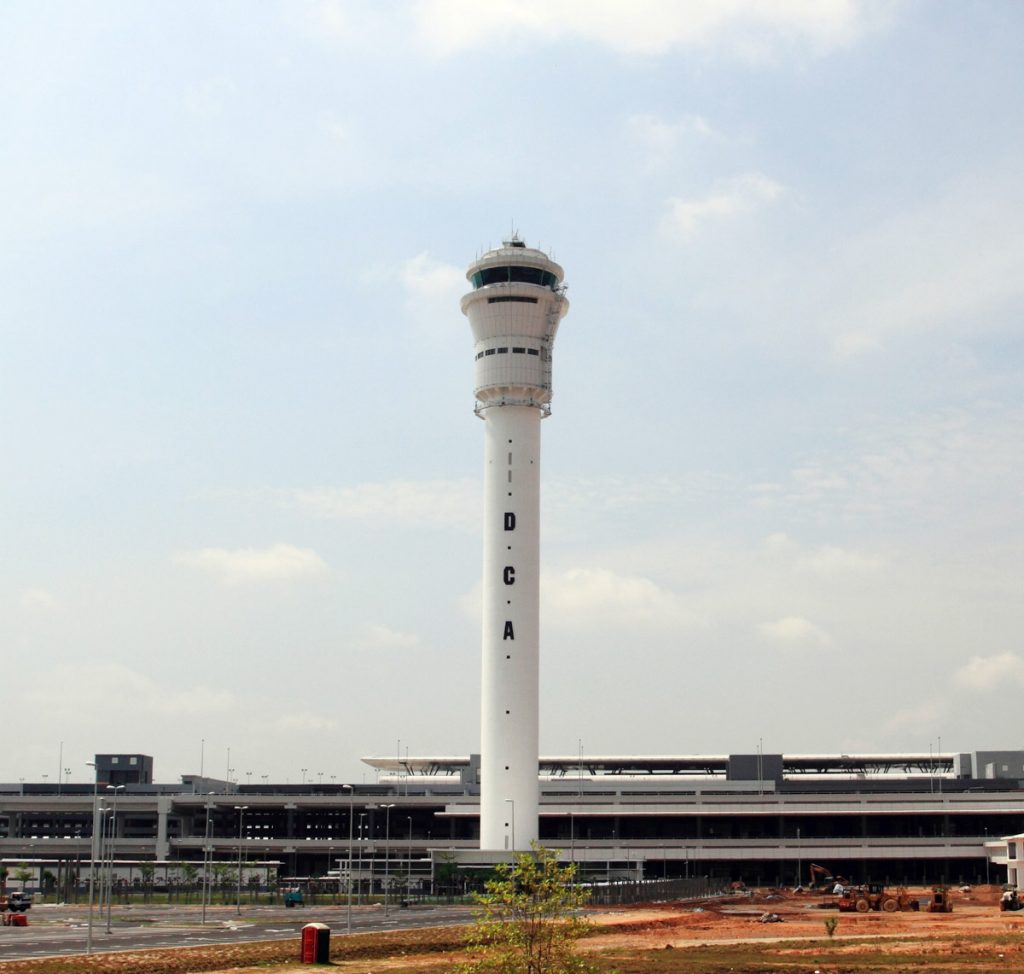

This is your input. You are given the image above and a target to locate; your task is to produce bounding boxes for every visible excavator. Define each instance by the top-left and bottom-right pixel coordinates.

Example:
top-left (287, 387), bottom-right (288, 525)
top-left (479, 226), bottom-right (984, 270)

top-left (807, 863), bottom-right (848, 890)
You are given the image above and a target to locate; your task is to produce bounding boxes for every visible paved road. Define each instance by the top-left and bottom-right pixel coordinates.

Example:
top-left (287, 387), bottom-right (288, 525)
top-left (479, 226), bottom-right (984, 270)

top-left (0, 903), bottom-right (476, 962)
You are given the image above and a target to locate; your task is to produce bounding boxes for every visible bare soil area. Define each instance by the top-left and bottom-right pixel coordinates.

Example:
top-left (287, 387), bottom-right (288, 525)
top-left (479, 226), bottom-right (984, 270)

top-left (3, 885), bottom-right (1022, 973)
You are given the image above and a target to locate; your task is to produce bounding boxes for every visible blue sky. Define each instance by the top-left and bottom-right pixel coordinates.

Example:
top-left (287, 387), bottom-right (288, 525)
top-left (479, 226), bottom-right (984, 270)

top-left (3, 1), bottom-right (1022, 785)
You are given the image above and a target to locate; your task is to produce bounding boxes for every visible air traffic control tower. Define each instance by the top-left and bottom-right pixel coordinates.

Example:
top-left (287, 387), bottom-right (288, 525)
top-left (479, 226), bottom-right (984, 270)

top-left (461, 237), bottom-right (569, 851)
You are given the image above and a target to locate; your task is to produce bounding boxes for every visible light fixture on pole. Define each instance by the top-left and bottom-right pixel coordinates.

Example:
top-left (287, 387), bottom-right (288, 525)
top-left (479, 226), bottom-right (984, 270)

top-left (382, 804), bottom-right (395, 915)
top-left (234, 805), bottom-right (248, 915)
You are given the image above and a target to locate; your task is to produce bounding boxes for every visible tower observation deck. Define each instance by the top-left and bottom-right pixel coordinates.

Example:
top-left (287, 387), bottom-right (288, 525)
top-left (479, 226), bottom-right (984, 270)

top-left (461, 237), bottom-right (569, 852)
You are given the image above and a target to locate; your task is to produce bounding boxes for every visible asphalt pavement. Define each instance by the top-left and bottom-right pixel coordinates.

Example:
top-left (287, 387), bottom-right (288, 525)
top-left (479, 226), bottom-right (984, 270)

top-left (0, 902), bottom-right (476, 962)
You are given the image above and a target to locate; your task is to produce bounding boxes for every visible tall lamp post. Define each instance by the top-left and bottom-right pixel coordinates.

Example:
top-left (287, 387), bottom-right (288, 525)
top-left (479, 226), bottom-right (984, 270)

top-left (342, 784), bottom-right (354, 934)
top-left (357, 814), bottom-right (367, 906)
top-left (234, 805), bottom-right (248, 915)
top-left (85, 762), bottom-right (99, 954)
top-left (984, 827), bottom-right (990, 884)
top-left (406, 816), bottom-right (413, 901)
top-left (202, 797), bottom-right (215, 925)
top-left (105, 785), bottom-right (124, 934)
top-left (796, 826), bottom-right (801, 889)
top-left (569, 811), bottom-right (575, 884)
top-left (382, 804), bottom-right (395, 915)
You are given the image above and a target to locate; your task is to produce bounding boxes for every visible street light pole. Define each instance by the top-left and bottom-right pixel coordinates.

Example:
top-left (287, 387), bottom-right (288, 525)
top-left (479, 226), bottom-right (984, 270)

top-left (407, 816), bottom-right (413, 901)
top-left (357, 814), bottom-right (367, 906)
top-left (85, 763), bottom-right (98, 954)
top-left (382, 804), bottom-right (396, 915)
top-left (202, 796), bottom-right (215, 925)
top-left (105, 785), bottom-right (124, 934)
top-left (342, 784), bottom-right (354, 934)
top-left (569, 811), bottom-right (575, 881)
top-left (985, 827), bottom-right (990, 885)
top-left (234, 805), bottom-right (248, 915)
top-left (796, 826), bottom-right (801, 889)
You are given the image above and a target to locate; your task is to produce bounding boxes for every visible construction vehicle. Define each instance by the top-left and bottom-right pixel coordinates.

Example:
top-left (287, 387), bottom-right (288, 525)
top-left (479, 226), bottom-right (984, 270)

top-left (808, 863), bottom-right (852, 892)
top-left (837, 882), bottom-right (919, 913)
top-left (808, 864), bottom-right (834, 889)
top-left (927, 886), bottom-right (953, 913)
top-left (1000, 886), bottom-right (1023, 911)
top-left (0, 872), bottom-right (32, 914)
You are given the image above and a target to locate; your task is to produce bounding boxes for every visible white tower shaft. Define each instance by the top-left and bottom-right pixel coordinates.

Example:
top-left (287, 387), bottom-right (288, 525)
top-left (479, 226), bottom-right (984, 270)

top-left (462, 237), bottom-right (568, 852)
top-left (481, 405), bottom-right (541, 850)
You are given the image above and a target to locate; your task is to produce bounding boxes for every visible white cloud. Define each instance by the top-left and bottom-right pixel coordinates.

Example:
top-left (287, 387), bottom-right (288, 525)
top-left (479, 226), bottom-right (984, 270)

top-left (276, 480), bottom-right (480, 531)
top-left (626, 113), bottom-right (719, 169)
top-left (663, 173), bottom-right (784, 240)
top-left (25, 663), bottom-right (234, 717)
top-left (882, 696), bottom-right (947, 734)
top-left (175, 544), bottom-right (329, 585)
top-left (20, 588), bottom-right (57, 610)
top-left (954, 652), bottom-right (1024, 692)
top-left (543, 567), bottom-right (704, 631)
top-left (181, 76), bottom-right (237, 119)
top-left (271, 713), bottom-right (339, 733)
top-left (815, 163), bottom-right (1024, 358)
top-left (797, 545), bottom-right (885, 575)
top-left (413, 0), bottom-right (887, 60)
top-left (355, 623), bottom-right (421, 653)
top-left (314, 0), bottom-right (349, 38)
top-left (400, 252), bottom-right (465, 299)
top-left (758, 615), bottom-right (835, 648)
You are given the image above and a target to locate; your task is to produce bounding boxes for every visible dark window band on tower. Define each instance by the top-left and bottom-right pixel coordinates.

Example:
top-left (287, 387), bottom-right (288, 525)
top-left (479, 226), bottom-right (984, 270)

top-left (488, 295), bottom-right (539, 304)
top-left (471, 266), bottom-right (559, 289)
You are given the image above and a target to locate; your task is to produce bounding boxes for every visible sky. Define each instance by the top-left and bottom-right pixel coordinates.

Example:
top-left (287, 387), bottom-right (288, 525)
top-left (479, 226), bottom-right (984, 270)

top-left (3, 1), bottom-right (1023, 787)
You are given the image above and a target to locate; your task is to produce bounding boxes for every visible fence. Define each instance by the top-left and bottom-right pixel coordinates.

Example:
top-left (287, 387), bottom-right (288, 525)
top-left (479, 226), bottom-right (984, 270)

top-left (583, 875), bottom-right (723, 906)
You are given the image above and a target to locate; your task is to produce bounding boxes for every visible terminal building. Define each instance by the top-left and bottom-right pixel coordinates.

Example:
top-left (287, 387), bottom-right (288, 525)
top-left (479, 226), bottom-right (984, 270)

top-left (2, 749), bottom-right (1023, 891)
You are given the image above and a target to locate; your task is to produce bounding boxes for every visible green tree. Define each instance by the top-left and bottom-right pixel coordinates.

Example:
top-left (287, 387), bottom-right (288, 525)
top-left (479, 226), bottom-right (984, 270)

top-left (180, 864), bottom-right (198, 904)
top-left (462, 845), bottom-right (594, 974)
top-left (13, 865), bottom-right (33, 891)
top-left (212, 862), bottom-right (232, 903)
top-left (139, 862), bottom-right (155, 904)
